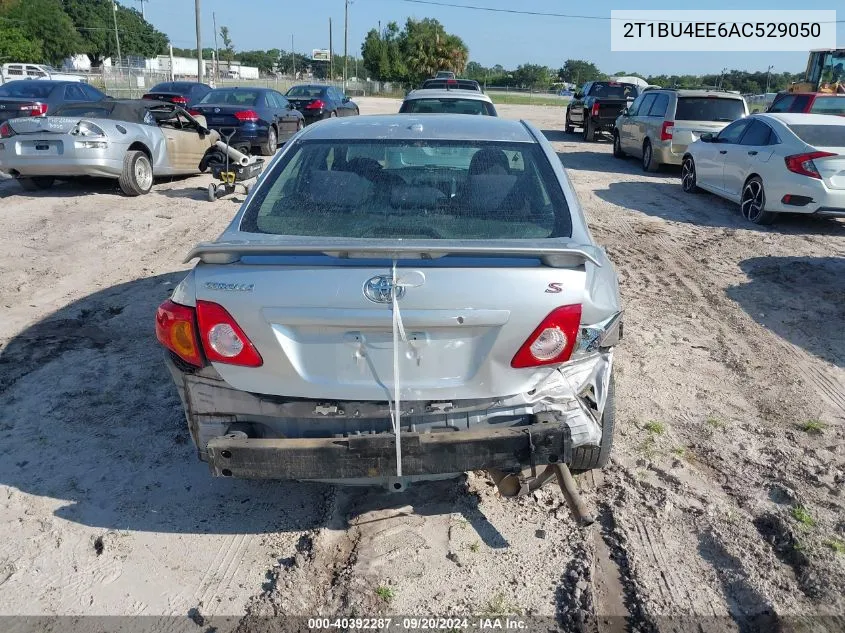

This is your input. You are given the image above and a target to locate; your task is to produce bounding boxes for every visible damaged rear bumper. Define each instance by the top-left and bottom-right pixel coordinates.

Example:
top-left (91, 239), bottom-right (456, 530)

top-left (206, 422), bottom-right (572, 480)
top-left (165, 347), bottom-right (613, 483)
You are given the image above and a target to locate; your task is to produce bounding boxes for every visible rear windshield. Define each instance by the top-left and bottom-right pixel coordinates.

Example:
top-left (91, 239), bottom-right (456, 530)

top-left (286, 86), bottom-right (327, 98)
top-left (240, 140), bottom-right (572, 239)
top-left (787, 124), bottom-right (845, 146)
top-left (588, 83), bottom-right (638, 99)
top-left (810, 97), bottom-right (845, 116)
top-left (199, 89), bottom-right (259, 106)
top-left (400, 98), bottom-right (496, 116)
top-left (676, 97), bottom-right (745, 122)
top-left (421, 80), bottom-right (481, 91)
top-left (150, 82), bottom-right (195, 93)
top-left (0, 83), bottom-right (54, 98)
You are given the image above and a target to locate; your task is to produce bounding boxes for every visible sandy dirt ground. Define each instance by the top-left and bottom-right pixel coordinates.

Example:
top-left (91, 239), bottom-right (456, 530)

top-left (0, 96), bottom-right (843, 632)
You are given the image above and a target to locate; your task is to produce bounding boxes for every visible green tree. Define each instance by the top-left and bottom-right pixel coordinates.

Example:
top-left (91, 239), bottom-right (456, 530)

top-left (399, 18), bottom-right (467, 84)
top-left (558, 59), bottom-right (604, 84)
top-left (235, 49), bottom-right (280, 74)
top-left (0, 22), bottom-right (43, 62)
top-left (219, 25), bottom-right (234, 63)
top-left (63, 0), bottom-right (166, 67)
top-left (361, 21), bottom-right (405, 82)
top-left (512, 63), bottom-right (553, 89)
top-left (3, 0), bottom-right (80, 66)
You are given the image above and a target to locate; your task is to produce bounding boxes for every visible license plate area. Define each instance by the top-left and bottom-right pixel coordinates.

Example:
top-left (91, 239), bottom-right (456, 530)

top-left (22, 140), bottom-right (61, 156)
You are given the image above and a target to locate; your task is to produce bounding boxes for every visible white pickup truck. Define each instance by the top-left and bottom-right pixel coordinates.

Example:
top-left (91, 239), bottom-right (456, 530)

top-left (1, 63), bottom-right (87, 84)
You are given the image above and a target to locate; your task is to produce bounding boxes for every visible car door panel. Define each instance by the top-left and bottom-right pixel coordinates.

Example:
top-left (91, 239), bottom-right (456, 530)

top-left (633, 94), bottom-right (656, 156)
top-left (705, 119), bottom-right (750, 194)
top-left (619, 94), bottom-right (643, 151)
top-left (726, 120), bottom-right (776, 200)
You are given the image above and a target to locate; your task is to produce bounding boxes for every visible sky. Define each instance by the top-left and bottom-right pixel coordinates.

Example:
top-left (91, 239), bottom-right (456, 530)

top-left (135, 0), bottom-right (842, 77)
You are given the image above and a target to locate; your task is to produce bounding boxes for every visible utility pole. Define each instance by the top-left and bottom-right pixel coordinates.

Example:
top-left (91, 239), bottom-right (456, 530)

top-left (291, 34), bottom-right (296, 78)
top-left (213, 12), bottom-right (220, 83)
top-left (329, 17), bottom-right (333, 82)
top-left (343, 0), bottom-right (349, 89)
top-left (111, 0), bottom-right (122, 69)
top-left (136, 0), bottom-right (148, 20)
top-left (765, 64), bottom-right (774, 94)
top-left (194, 0), bottom-right (203, 82)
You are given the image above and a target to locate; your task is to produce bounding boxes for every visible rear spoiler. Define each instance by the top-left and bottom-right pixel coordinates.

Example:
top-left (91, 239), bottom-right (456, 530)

top-left (184, 240), bottom-right (603, 268)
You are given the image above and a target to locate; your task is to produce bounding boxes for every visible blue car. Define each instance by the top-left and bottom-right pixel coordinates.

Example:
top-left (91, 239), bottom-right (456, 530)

top-left (190, 87), bottom-right (304, 156)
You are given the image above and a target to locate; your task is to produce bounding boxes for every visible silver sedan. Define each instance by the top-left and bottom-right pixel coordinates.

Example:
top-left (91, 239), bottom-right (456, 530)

top-left (0, 99), bottom-right (219, 195)
top-left (155, 114), bottom-right (622, 490)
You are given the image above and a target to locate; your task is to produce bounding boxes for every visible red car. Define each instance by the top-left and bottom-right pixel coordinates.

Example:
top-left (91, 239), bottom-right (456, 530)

top-left (767, 92), bottom-right (845, 116)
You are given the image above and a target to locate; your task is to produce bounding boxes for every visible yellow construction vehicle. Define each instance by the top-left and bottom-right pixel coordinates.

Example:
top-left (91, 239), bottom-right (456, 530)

top-left (788, 49), bottom-right (845, 94)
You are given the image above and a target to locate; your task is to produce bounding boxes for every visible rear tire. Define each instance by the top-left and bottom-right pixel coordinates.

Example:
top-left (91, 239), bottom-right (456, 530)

top-left (118, 150), bottom-right (153, 196)
top-left (642, 140), bottom-right (659, 172)
top-left (612, 131), bottom-right (625, 158)
top-left (564, 110), bottom-right (574, 134)
top-left (741, 176), bottom-right (776, 225)
top-left (259, 126), bottom-right (277, 157)
top-left (17, 176), bottom-right (55, 191)
top-left (583, 117), bottom-right (596, 142)
top-left (570, 375), bottom-right (616, 471)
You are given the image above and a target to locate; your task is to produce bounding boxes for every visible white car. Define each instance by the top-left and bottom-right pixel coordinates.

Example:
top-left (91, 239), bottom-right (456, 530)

top-left (681, 113), bottom-right (845, 224)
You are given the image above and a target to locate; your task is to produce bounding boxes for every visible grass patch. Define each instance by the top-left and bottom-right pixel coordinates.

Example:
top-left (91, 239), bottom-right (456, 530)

top-left (799, 419), bottom-right (826, 435)
top-left (375, 585), bottom-right (395, 603)
top-left (487, 93), bottom-right (569, 107)
top-left (644, 421), bottom-right (665, 435)
top-left (706, 417), bottom-right (726, 429)
top-left (825, 539), bottom-right (845, 554)
top-left (671, 446), bottom-right (686, 457)
top-left (485, 592), bottom-right (523, 616)
top-left (791, 505), bottom-right (816, 527)
top-left (468, 541), bottom-right (480, 553)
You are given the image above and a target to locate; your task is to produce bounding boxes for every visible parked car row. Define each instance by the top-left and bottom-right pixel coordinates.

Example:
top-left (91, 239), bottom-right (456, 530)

top-left (0, 79), bottom-right (361, 195)
top-left (566, 84), bottom-right (845, 225)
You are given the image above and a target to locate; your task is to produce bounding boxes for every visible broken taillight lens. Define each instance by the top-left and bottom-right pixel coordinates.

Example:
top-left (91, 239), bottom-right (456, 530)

top-left (196, 300), bottom-right (263, 367)
top-left (511, 305), bottom-right (582, 368)
top-left (155, 299), bottom-right (204, 367)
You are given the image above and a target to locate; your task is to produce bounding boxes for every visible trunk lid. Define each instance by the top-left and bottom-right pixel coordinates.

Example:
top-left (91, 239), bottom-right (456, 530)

top-left (594, 100), bottom-right (628, 122)
top-left (191, 104), bottom-right (253, 127)
top-left (189, 245), bottom-right (600, 402)
top-left (813, 149), bottom-right (845, 190)
top-left (287, 97), bottom-right (319, 112)
top-left (143, 91), bottom-right (188, 105)
top-left (6, 116), bottom-right (81, 135)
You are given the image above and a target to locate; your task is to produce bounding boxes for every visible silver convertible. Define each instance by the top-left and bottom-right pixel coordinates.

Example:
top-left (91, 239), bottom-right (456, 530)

top-left (155, 115), bottom-right (622, 494)
top-left (0, 99), bottom-right (219, 195)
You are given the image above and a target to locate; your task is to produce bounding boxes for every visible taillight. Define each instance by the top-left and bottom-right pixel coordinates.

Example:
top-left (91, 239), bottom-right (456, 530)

top-left (196, 300), bottom-right (263, 367)
top-left (234, 109), bottom-right (259, 122)
top-left (305, 99), bottom-right (326, 110)
top-left (155, 300), bottom-right (204, 367)
top-left (141, 93), bottom-right (153, 100)
top-left (171, 96), bottom-right (188, 105)
top-left (20, 102), bottom-right (48, 116)
top-left (511, 305), bottom-right (582, 368)
top-left (0, 122), bottom-right (14, 139)
top-left (660, 120), bottom-right (674, 141)
top-left (591, 102), bottom-right (600, 117)
top-left (188, 109), bottom-right (201, 116)
top-left (784, 151), bottom-right (835, 179)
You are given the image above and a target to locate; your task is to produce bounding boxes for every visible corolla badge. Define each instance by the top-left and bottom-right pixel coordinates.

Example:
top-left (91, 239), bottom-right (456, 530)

top-left (363, 275), bottom-right (404, 304)
top-left (204, 281), bottom-right (254, 291)
top-left (214, 107), bottom-right (220, 113)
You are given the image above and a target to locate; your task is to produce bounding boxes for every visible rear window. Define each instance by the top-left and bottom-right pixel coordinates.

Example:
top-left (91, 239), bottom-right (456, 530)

top-left (676, 97), bottom-right (746, 122)
top-left (588, 83), bottom-right (638, 99)
top-left (787, 124), bottom-right (845, 146)
top-left (199, 89), bottom-right (259, 106)
top-left (286, 86), bottom-right (327, 98)
top-left (240, 140), bottom-right (571, 239)
top-left (151, 82), bottom-right (191, 92)
top-left (0, 83), bottom-right (54, 99)
top-left (400, 98), bottom-right (496, 116)
top-left (810, 97), bottom-right (845, 116)
top-left (421, 80), bottom-right (481, 91)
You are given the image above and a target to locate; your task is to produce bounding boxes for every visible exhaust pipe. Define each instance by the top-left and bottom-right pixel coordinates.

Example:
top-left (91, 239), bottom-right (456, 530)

top-left (488, 463), bottom-right (595, 527)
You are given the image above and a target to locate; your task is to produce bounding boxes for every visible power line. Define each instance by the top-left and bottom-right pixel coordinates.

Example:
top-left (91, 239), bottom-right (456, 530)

top-left (399, 0), bottom-right (845, 23)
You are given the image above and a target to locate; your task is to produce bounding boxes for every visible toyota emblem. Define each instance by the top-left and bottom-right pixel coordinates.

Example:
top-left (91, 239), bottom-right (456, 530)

top-left (363, 275), bottom-right (404, 304)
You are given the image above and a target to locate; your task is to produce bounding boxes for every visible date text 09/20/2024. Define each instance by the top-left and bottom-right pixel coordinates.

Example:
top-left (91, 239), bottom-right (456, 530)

top-left (307, 617), bottom-right (528, 630)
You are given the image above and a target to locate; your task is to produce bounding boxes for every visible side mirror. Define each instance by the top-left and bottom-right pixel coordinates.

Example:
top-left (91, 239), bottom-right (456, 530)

top-left (574, 92), bottom-right (583, 99)
top-left (342, 96), bottom-right (350, 103)
top-left (700, 132), bottom-right (714, 142)
top-left (620, 108), bottom-right (628, 116)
